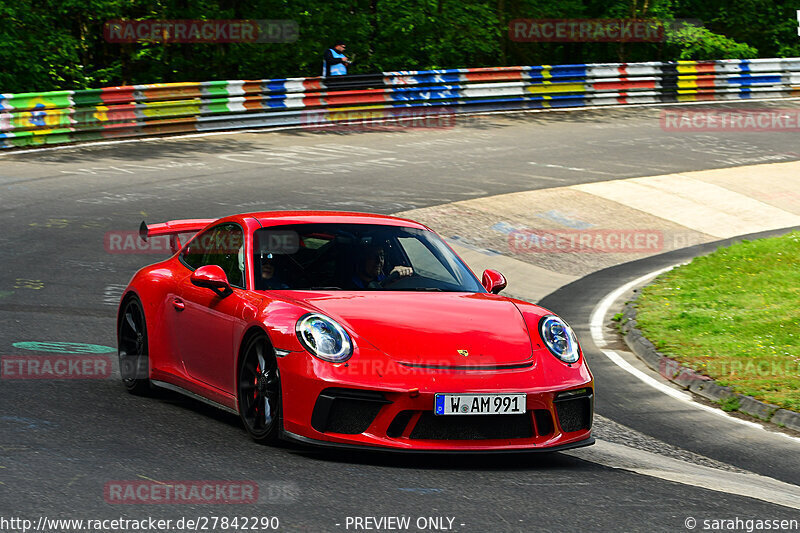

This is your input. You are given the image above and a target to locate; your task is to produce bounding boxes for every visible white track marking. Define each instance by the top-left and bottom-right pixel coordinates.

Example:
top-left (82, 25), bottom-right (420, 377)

top-left (529, 161), bottom-right (614, 175)
top-left (590, 264), bottom-right (800, 442)
top-left (502, 171), bottom-right (567, 182)
top-left (570, 439), bottom-right (800, 510)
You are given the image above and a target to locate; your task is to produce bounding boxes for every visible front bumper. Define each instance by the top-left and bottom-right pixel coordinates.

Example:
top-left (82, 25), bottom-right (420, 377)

top-left (282, 430), bottom-right (596, 454)
top-left (277, 349), bottom-right (594, 452)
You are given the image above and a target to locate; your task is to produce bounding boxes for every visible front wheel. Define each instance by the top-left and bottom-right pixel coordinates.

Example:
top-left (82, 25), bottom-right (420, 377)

top-left (238, 334), bottom-right (282, 444)
top-left (118, 296), bottom-right (150, 395)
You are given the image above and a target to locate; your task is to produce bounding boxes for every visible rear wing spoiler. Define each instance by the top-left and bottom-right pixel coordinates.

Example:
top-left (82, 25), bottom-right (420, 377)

top-left (139, 219), bottom-right (215, 254)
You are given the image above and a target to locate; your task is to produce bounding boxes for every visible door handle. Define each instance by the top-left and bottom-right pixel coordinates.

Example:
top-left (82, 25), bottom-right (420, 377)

top-left (172, 298), bottom-right (185, 311)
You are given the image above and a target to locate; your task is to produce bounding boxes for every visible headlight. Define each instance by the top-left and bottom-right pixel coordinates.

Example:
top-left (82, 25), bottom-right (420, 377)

top-left (539, 315), bottom-right (580, 364)
top-left (295, 313), bottom-right (353, 363)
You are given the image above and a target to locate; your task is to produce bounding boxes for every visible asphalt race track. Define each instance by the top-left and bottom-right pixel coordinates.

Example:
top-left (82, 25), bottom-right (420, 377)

top-left (1, 102), bottom-right (799, 532)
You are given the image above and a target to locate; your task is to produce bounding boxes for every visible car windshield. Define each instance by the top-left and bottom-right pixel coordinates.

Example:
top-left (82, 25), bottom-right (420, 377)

top-left (252, 223), bottom-right (485, 292)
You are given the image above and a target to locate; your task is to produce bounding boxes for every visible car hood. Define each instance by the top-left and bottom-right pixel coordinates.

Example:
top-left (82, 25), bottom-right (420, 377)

top-left (286, 291), bottom-right (534, 366)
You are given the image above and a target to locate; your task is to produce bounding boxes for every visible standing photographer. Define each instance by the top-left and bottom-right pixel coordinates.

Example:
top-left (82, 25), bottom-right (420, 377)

top-left (322, 40), bottom-right (351, 77)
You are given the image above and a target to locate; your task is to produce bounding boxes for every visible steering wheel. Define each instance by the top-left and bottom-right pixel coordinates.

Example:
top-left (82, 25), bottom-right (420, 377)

top-left (380, 270), bottom-right (421, 289)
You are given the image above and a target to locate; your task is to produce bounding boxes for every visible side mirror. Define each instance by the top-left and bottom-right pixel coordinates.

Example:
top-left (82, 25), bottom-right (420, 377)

top-left (191, 265), bottom-right (232, 295)
top-left (481, 269), bottom-right (507, 294)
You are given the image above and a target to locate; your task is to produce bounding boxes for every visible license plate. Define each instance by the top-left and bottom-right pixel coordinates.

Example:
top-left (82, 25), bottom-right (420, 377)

top-left (434, 393), bottom-right (526, 415)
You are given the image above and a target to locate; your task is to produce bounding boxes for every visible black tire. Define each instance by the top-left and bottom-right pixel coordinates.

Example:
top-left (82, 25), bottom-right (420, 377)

top-left (118, 296), bottom-right (151, 395)
top-left (238, 334), bottom-right (282, 444)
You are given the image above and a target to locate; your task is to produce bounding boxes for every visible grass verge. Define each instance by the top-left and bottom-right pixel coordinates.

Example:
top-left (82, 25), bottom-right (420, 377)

top-left (635, 231), bottom-right (800, 412)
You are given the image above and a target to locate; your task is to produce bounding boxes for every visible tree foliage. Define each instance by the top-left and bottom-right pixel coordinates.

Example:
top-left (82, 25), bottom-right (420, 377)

top-left (0, 0), bottom-right (796, 93)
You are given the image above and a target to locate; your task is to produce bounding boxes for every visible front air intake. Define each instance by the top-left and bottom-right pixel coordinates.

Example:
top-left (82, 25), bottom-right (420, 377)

top-left (311, 388), bottom-right (390, 435)
top-left (409, 412), bottom-right (534, 440)
top-left (554, 389), bottom-right (593, 433)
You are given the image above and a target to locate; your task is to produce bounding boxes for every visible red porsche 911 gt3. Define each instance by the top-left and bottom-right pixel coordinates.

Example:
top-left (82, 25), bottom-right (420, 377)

top-left (118, 211), bottom-right (594, 452)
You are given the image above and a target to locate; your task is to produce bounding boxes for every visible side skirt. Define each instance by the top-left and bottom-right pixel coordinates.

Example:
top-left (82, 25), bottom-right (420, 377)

top-left (151, 379), bottom-right (239, 416)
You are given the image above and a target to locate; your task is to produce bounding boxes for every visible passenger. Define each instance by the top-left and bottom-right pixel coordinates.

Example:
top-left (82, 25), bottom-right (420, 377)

top-left (351, 245), bottom-right (412, 289)
top-left (259, 253), bottom-right (289, 290)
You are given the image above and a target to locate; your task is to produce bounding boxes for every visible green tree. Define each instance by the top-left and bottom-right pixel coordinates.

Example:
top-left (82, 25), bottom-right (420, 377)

top-left (0, 0), bottom-right (795, 94)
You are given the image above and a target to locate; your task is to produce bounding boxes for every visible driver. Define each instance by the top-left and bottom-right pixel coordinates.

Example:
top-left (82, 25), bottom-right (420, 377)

top-left (258, 253), bottom-right (289, 290)
top-left (351, 245), bottom-right (412, 289)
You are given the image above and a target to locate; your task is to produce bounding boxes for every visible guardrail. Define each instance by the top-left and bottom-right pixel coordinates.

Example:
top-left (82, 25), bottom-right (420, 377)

top-left (2, 57), bottom-right (799, 149)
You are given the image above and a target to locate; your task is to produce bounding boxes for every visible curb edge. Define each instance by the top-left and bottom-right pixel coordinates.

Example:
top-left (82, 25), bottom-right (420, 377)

top-left (619, 299), bottom-right (800, 433)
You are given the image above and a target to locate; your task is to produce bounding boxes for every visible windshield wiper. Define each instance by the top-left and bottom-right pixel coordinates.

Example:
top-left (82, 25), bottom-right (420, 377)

top-left (408, 287), bottom-right (443, 291)
top-left (308, 286), bottom-right (343, 290)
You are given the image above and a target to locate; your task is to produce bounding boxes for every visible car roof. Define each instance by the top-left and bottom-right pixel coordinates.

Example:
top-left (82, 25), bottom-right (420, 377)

top-left (243, 211), bottom-right (429, 230)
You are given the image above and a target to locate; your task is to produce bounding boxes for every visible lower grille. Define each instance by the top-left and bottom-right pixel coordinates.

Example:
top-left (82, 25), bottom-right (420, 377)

top-left (409, 412), bottom-right (533, 440)
top-left (311, 388), bottom-right (390, 435)
top-left (386, 410), bottom-right (415, 438)
top-left (554, 395), bottom-right (592, 433)
top-left (533, 409), bottom-right (555, 437)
